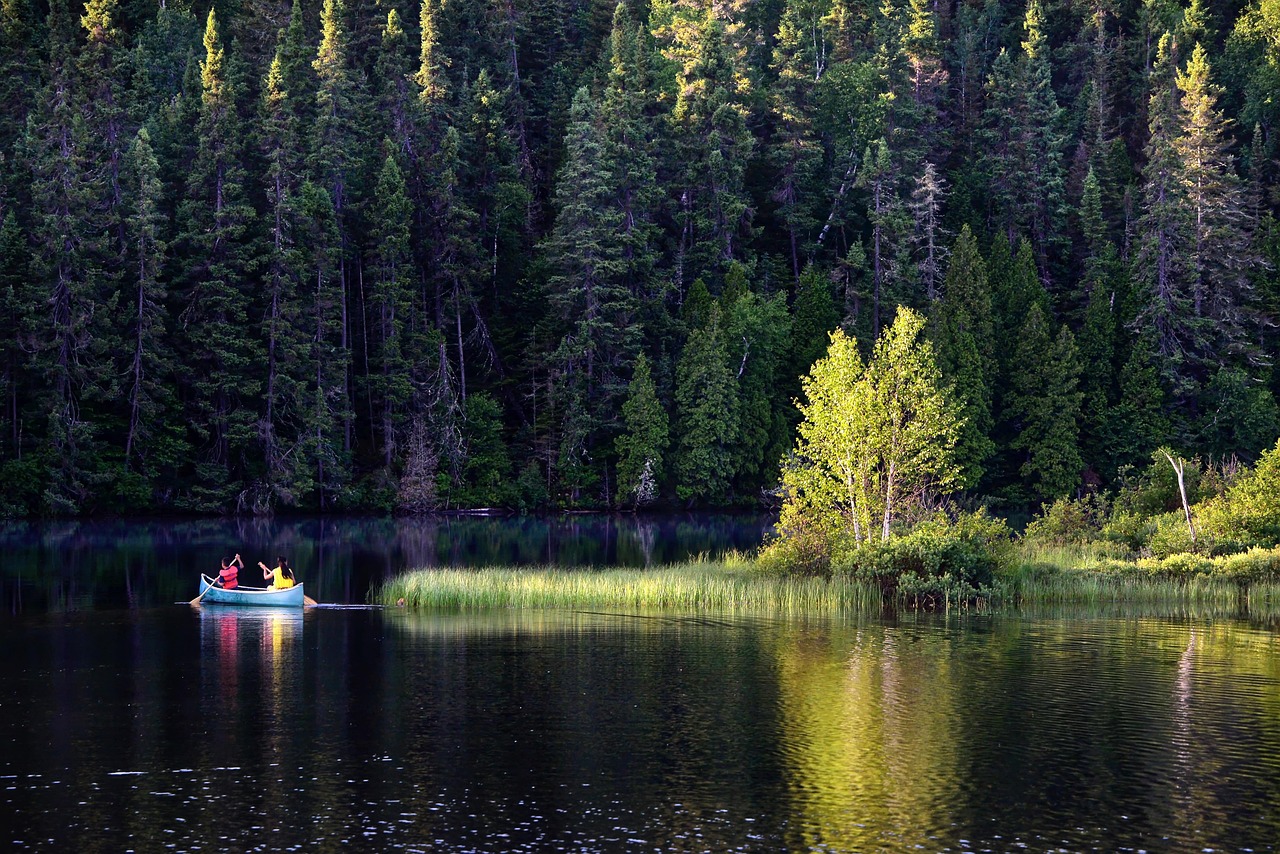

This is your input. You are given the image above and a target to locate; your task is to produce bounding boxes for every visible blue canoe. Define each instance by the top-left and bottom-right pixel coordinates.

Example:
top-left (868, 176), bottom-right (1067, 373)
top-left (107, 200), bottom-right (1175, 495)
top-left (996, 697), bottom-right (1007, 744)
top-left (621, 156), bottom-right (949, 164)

top-left (197, 574), bottom-right (305, 607)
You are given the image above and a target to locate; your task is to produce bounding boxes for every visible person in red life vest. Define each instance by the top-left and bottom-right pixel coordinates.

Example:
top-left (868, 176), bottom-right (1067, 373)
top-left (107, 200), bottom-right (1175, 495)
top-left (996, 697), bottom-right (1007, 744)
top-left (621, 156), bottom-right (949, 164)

top-left (216, 553), bottom-right (243, 589)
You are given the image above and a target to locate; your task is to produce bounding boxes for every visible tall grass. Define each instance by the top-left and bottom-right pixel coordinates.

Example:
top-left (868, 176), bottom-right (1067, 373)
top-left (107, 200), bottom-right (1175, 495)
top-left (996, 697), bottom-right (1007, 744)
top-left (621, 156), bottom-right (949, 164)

top-left (376, 558), bottom-right (883, 615)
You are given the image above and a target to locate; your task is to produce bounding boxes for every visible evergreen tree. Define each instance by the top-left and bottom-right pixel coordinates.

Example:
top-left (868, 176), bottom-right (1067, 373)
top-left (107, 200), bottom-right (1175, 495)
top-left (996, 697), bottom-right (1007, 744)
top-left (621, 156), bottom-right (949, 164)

top-left (931, 225), bottom-right (994, 488)
top-left (0, 0), bottom-right (38, 158)
top-left (1111, 335), bottom-right (1170, 472)
top-left (856, 137), bottom-right (911, 333)
top-left (1006, 304), bottom-right (1084, 502)
top-left (366, 147), bottom-right (416, 469)
top-left (78, 0), bottom-right (129, 278)
top-left (1173, 43), bottom-right (1257, 365)
top-left (770, 0), bottom-right (827, 280)
top-left (296, 181), bottom-right (351, 509)
top-left (725, 282), bottom-right (793, 495)
top-left (675, 304), bottom-right (739, 504)
top-left (121, 128), bottom-right (178, 482)
top-left (670, 9), bottom-right (755, 282)
top-left (23, 0), bottom-right (106, 513)
top-left (258, 45), bottom-right (308, 500)
top-left (615, 353), bottom-right (669, 507)
top-left (981, 0), bottom-right (1067, 274)
top-left (172, 10), bottom-right (262, 509)
top-left (787, 265), bottom-right (841, 394)
top-left (545, 88), bottom-right (639, 499)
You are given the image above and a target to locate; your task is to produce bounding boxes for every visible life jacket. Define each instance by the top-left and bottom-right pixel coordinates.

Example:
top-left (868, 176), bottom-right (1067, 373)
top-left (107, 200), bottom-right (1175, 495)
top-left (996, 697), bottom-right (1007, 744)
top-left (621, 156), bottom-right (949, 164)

top-left (219, 564), bottom-right (239, 590)
top-left (271, 567), bottom-right (295, 590)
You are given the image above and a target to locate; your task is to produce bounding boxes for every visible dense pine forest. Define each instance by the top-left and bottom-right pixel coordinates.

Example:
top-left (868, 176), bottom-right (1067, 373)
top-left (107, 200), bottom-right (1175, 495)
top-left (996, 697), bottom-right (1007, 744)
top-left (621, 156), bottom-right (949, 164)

top-left (0, 0), bottom-right (1277, 516)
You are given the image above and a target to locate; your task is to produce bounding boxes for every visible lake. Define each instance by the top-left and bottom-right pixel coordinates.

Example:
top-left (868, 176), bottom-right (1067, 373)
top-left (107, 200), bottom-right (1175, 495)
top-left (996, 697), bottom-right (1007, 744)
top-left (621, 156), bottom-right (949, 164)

top-left (0, 514), bottom-right (775, 612)
top-left (3, 517), bottom-right (1280, 851)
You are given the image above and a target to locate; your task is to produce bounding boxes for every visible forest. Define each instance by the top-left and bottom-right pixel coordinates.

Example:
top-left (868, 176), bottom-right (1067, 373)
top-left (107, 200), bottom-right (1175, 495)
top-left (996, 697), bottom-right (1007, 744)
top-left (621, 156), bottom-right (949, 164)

top-left (0, 0), bottom-right (1277, 516)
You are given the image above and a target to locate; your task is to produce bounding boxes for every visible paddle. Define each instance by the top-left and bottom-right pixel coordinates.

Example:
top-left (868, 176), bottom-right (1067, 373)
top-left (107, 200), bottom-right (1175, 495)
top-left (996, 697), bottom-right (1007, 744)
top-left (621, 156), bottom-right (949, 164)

top-left (304, 595), bottom-right (318, 606)
top-left (190, 576), bottom-right (215, 605)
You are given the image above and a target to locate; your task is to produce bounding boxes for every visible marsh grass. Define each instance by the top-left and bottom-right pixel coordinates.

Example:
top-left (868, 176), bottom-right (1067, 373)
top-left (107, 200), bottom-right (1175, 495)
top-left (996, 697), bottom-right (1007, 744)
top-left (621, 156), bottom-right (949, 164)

top-left (375, 542), bottom-right (1280, 618)
top-left (377, 557), bottom-right (883, 615)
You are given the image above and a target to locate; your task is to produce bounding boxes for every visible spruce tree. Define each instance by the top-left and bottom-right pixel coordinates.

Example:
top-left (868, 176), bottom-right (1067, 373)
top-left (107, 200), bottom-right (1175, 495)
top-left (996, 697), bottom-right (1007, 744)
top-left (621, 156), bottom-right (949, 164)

top-left (121, 128), bottom-right (178, 482)
top-left (24, 0), bottom-right (106, 513)
top-left (615, 353), bottom-right (669, 507)
top-left (172, 10), bottom-right (262, 509)
top-left (670, 10), bottom-right (755, 282)
top-left (366, 147), bottom-right (416, 469)
top-left (296, 181), bottom-right (351, 509)
top-left (1007, 305), bottom-right (1084, 502)
top-left (1174, 43), bottom-right (1256, 362)
top-left (931, 225), bottom-right (994, 488)
top-left (770, 0), bottom-right (827, 280)
top-left (675, 304), bottom-right (739, 504)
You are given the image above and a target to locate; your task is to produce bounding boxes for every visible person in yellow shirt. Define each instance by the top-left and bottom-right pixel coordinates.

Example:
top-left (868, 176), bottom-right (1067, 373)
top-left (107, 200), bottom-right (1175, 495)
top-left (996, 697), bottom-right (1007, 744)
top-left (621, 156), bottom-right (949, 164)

top-left (258, 556), bottom-right (296, 590)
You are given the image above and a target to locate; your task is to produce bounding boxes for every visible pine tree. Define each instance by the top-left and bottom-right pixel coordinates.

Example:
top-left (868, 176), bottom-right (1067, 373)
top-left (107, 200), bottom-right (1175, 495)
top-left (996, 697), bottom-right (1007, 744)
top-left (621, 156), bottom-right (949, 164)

top-left (910, 161), bottom-right (947, 301)
top-left (1111, 335), bottom-right (1170, 472)
top-left (172, 10), bottom-right (262, 509)
top-left (981, 0), bottom-right (1066, 275)
top-left (1007, 304), bottom-right (1084, 502)
top-left (311, 0), bottom-right (362, 275)
top-left (787, 266), bottom-right (841, 394)
top-left (366, 147), bottom-right (416, 469)
top-left (770, 0), bottom-right (827, 280)
top-left (78, 0), bottom-right (128, 279)
top-left (545, 89), bottom-right (639, 500)
top-left (121, 128), bottom-right (178, 481)
top-left (23, 0), bottom-right (106, 513)
top-left (615, 353), bottom-right (669, 507)
top-left (258, 45), bottom-right (308, 499)
top-left (1174, 43), bottom-right (1257, 364)
top-left (296, 181), bottom-right (351, 509)
top-left (675, 304), bottom-right (739, 504)
top-left (600, 3), bottom-right (662, 304)
top-left (856, 138), bottom-right (911, 333)
top-left (931, 225), bottom-right (994, 488)
top-left (0, 0), bottom-right (38, 158)
top-left (0, 209), bottom-right (31, 465)
top-left (671, 9), bottom-right (755, 282)
top-left (416, 0), bottom-right (446, 107)
top-left (725, 281), bottom-right (793, 494)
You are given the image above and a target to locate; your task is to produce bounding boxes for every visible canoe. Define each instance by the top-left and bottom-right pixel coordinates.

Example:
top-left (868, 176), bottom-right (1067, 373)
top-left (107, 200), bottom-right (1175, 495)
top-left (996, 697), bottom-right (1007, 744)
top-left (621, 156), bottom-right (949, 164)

top-left (197, 574), bottom-right (305, 607)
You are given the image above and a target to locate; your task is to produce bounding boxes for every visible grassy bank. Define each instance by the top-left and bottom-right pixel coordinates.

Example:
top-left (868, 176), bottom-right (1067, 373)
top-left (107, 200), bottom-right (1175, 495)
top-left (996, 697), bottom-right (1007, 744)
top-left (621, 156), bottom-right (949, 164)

top-left (377, 544), bottom-right (1280, 616)
top-left (376, 557), bottom-right (883, 614)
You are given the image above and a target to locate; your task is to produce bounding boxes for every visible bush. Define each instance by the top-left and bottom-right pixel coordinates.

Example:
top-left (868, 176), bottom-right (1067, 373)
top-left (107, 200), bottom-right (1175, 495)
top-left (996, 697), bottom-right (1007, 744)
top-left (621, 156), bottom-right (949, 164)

top-left (1143, 511), bottom-right (1200, 559)
top-left (1024, 494), bottom-right (1109, 545)
top-left (1213, 548), bottom-right (1280, 582)
top-left (831, 511), bottom-right (1013, 601)
top-left (757, 513), bottom-right (844, 577)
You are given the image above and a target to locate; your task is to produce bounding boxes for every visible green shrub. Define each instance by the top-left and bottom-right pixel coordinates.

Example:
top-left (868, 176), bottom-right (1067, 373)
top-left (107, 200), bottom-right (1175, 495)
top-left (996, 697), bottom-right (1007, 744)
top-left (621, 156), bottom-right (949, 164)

top-left (832, 510), bottom-right (1013, 600)
top-left (1143, 511), bottom-right (1200, 558)
top-left (1154, 552), bottom-right (1214, 577)
top-left (1213, 548), bottom-right (1280, 581)
top-left (1024, 494), bottom-right (1109, 545)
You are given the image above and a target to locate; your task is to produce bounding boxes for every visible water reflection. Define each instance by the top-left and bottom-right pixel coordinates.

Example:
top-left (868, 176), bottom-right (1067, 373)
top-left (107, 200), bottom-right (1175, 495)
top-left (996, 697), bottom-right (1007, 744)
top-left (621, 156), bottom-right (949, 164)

top-left (0, 514), bottom-right (774, 613)
top-left (5, 606), bottom-right (1280, 850)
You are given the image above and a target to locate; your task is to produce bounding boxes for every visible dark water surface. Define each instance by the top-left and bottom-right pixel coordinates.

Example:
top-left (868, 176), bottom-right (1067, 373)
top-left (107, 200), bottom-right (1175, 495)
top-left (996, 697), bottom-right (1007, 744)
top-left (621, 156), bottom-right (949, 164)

top-left (3, 517), bottom-right (1280, 851)
top-left (0, 514), bottom-right (774, 612)
top-left (3, 605), bottom-right (1280, 851)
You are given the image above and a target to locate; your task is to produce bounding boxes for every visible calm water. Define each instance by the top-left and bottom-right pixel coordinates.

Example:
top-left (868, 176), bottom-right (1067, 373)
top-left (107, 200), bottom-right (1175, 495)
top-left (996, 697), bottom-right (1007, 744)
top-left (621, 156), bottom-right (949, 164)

top-left (3, 518), bottom-right (1280, 851)
top-left (0, 514), bottom-right (774, 613)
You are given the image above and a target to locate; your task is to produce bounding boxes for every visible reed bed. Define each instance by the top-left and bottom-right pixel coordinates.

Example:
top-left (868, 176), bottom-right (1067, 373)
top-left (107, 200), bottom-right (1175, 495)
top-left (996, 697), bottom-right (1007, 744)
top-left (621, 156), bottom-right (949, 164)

top-left (376, 560), bottom-right (883, 615)
top-left (1008, 570), bottom-right (1245, 605)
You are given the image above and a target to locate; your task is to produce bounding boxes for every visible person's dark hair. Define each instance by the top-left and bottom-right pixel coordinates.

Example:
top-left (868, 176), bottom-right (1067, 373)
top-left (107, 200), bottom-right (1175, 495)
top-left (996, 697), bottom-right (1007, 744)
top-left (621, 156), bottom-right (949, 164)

top-left (222, 557), bottom-right (231, 569)
top-left (280, 557), bottom-right (295, 580)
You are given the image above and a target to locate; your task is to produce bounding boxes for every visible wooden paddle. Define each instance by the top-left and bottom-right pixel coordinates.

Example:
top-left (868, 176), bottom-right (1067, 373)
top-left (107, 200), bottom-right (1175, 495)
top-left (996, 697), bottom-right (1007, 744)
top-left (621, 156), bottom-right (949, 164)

top-left (304, 595), bottom-right (318, 606)
top-left (190, 576), bottom-right (215, 605)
